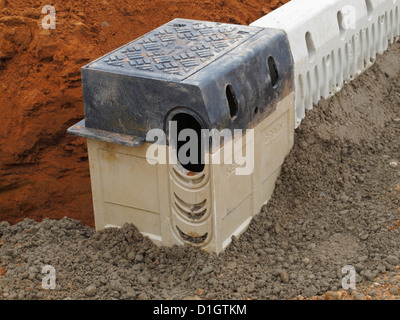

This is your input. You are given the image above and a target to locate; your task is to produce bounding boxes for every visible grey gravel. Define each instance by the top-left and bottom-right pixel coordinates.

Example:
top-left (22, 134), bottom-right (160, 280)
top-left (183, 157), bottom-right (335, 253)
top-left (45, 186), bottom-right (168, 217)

top-left (280, 272), bottom-right (290, 284)
top-left (85, 285), bottom-right (97, 297)
top-left (387, 255), bottom-right (400, 266)
top-left (352, 291), bottom-right (366, 300)
top-left (389, 285), bottom-right (400, 296)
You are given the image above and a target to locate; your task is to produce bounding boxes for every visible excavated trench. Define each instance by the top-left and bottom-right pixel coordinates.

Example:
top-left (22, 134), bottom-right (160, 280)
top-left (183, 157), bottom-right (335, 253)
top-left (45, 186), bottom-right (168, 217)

top-left (0, 40), bottom-right (399, 300)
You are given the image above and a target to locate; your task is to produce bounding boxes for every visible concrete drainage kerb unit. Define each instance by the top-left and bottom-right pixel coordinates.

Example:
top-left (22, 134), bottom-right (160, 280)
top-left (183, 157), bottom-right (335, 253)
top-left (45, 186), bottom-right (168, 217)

top-left (68, 0), bottom-right (400, 254)
top-left (68, 18), bottom-right (295, 254)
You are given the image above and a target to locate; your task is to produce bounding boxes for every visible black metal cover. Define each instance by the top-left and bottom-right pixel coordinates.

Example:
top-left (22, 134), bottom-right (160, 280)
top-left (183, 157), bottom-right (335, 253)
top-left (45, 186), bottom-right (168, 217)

top-left (68, 18), bottom-right (294, 147)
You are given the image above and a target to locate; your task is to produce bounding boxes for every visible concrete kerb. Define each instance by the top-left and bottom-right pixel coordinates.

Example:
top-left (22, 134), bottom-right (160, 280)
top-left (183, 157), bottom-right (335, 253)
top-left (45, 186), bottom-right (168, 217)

top-left (251, 0), bottom-right (400, 128)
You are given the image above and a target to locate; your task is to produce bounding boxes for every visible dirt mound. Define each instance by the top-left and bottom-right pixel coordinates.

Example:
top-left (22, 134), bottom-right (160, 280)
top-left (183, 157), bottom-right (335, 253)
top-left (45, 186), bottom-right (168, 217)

top-left (0, 0), bottom-right (288, 226)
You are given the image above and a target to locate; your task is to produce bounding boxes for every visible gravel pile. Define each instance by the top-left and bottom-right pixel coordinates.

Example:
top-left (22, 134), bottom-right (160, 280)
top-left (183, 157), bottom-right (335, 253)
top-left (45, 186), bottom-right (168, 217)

top-left (0, 42), bottom-right (399, 300)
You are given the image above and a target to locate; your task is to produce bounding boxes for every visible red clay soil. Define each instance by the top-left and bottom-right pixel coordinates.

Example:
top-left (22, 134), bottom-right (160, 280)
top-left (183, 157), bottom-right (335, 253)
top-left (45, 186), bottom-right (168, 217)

top-left (0, 0), bottom-right (288, 227)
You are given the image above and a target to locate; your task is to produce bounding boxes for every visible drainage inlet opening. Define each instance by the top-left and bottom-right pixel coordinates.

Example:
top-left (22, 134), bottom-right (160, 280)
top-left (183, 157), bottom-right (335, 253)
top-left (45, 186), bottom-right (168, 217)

top-left (226, 84), bottom-right (239, 120)
top-left (171, 112), bottom-right (205, 174)
top-left (268, 56), bottom-right (279, 88)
